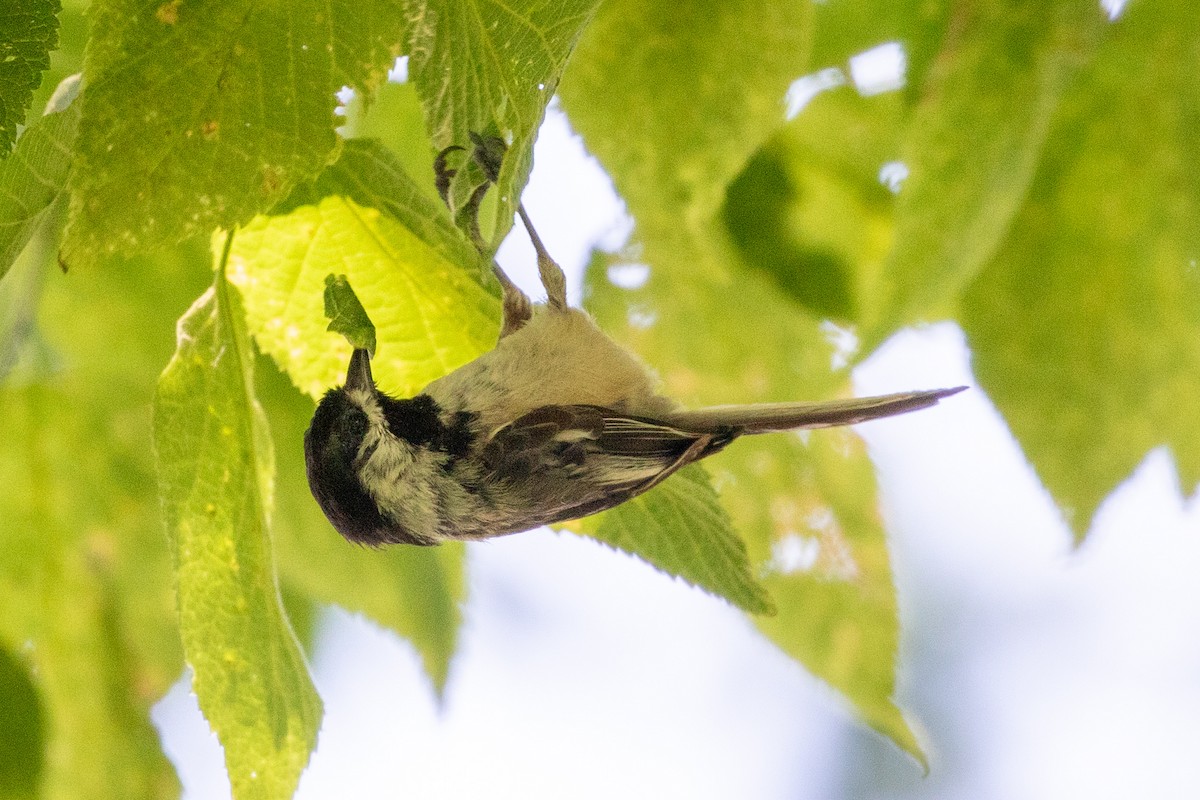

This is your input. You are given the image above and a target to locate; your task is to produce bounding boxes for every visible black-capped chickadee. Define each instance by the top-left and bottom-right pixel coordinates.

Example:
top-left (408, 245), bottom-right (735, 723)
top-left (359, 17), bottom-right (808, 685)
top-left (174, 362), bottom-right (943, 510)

top-left (304, 141), bottom-right (964, 546)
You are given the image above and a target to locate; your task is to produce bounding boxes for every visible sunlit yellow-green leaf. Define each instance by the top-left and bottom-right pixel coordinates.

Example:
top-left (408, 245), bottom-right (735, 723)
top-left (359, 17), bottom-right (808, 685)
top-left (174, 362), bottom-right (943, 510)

top-left (154, 267), bottom-right (322, 800)
top-left (228, 196), bottom-right (498, 400)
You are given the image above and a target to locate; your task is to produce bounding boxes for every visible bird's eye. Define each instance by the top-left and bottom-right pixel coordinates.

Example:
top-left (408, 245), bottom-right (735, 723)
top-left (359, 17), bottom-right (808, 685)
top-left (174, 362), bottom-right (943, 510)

top-left (342, 408), bottom-right (369, 439)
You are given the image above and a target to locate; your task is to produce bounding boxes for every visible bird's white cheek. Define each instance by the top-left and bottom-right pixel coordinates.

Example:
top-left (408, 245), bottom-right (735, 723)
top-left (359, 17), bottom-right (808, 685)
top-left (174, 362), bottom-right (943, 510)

top-left (357, 430), bottom-right (443, 541)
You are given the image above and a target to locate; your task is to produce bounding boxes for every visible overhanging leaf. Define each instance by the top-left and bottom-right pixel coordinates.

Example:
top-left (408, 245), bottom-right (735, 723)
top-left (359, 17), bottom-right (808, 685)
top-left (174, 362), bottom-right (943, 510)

top-left (0, 0), bottom-right (60, 154)
top-left (961, 1), bottom-right (1200, 540)
top-left (578, 464), bottom-right (775, 615)
top-left (154, 264), bottom-right (321, 799)
top-left (64, 0), bottom-right (406, 266)
top-left (404, 0), bottom-right (601, 246)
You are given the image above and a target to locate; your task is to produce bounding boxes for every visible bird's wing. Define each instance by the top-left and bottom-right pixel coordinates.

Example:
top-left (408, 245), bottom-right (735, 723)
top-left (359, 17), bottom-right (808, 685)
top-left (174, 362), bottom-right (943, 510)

top-left (480, 405), bottom-right (734, 523)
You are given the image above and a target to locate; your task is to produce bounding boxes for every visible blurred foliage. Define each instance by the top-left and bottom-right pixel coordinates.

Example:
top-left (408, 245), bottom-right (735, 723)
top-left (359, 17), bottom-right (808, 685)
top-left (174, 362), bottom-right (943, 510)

top-left (1, 0), bottom-right (1197, 797)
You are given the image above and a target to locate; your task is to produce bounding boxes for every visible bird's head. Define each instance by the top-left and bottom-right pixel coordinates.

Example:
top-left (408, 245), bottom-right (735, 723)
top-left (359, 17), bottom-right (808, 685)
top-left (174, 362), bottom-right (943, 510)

top-left (303, 349), bottom-right (392, 543)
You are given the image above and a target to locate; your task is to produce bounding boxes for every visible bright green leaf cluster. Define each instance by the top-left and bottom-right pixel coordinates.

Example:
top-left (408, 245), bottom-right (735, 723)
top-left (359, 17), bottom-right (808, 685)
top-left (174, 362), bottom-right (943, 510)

top-left (228, 192), bottom-right (500, 400)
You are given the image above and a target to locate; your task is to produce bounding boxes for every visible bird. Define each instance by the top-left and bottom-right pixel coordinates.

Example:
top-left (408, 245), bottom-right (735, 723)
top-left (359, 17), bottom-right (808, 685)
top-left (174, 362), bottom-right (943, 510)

top-left (303, 137), bottom-right (964, 546)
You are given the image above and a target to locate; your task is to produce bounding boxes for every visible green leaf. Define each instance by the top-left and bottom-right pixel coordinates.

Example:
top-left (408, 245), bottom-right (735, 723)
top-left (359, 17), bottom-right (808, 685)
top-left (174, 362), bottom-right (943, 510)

top-left (809, 0), bottom-right (949, 107)
top-left (258, 357), bottom-right (465, 692)
top-left (323, 274), bottom-right (377, 355)
top-left (0, 87), bottom-right (78, 279)
top-left (961, 2), bottom-right (1200, 539)
top-left (563, 0), bottom-right (923, 758)
top-left (867, 0), bottom-right (1102, 344)
top-left (578, 464), bottom-right (774, 615)
top-left (154, 265), bottom-right (321, 800)
top-left (0, 0), bottom-right (60, 154)
top-left (404, 0), bottom-right (601, 246)
top-left (229, 193), bottom-right (498, 401)
top-left (63, 0), bottom-right (406, 267)
top-left (562, 0), bottom-right (811, 249)
top-left (749, 431), bottom-right (924, 766)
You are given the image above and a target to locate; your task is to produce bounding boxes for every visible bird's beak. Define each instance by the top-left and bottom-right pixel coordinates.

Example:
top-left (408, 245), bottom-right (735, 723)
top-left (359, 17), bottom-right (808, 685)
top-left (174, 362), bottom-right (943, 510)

top-left (345, 348), bottom-right (374, 393)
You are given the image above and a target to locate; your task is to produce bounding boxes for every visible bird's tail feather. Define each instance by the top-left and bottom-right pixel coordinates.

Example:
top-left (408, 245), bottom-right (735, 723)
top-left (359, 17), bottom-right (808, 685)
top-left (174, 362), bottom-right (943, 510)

top-left (665, 386), bottom-right (966, 434)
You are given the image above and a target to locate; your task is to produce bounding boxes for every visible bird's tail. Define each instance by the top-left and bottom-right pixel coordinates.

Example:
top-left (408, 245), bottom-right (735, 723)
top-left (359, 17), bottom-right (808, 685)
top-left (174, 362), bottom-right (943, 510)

top-left (664, 386), bottom-right (966, 434)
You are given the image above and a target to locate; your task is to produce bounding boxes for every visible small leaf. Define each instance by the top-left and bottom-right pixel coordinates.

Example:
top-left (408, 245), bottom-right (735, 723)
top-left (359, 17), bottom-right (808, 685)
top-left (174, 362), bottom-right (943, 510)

top-left (64, 0), bottom-right (406, 266)
top-left (0, 85), bottom-right (78, 279)
top-left (0, 0), bottom-right (60, 154)
top-left (579, 464), bottom-right (775, 615)
top-left (323, 274), bottom-right (377, 356)
top-left (154, 268), bottom-right (321, 800)
top-left (961, 1), bottom-right (1200, 539)
top-left (404, 0), bottom-right (601, 246)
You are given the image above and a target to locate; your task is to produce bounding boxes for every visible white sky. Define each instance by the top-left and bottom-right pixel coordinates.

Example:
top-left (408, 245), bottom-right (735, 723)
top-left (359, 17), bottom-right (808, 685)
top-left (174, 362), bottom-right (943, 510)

top-left (154, 103), bottom-right (1200, 800)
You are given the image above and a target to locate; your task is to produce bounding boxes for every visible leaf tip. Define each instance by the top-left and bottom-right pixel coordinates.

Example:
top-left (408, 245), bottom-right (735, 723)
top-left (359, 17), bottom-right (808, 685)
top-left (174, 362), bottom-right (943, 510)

top-left (323, 273), bottom-right (377, 355)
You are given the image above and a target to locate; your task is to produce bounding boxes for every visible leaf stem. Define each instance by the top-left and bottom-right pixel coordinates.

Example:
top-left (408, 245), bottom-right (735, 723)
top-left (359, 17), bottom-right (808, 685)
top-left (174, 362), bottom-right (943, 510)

top-left (216, 228), bottom-right (235, 282)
